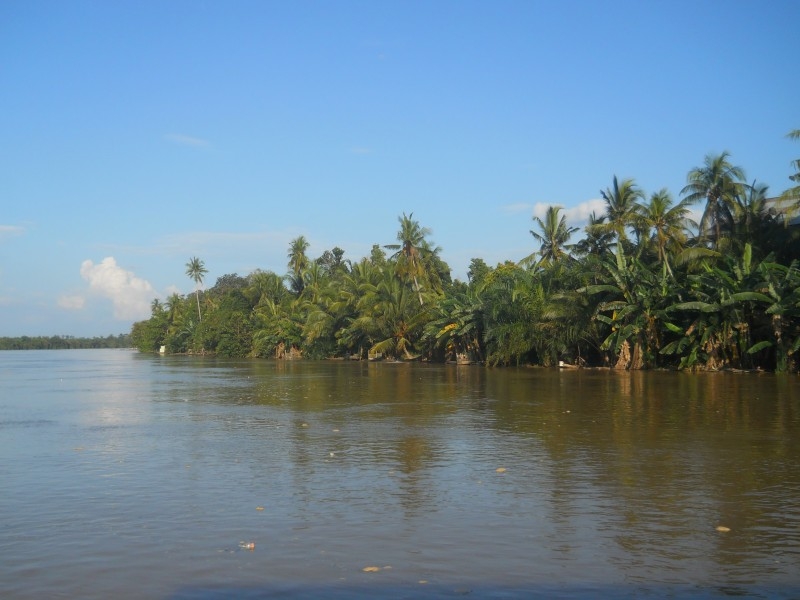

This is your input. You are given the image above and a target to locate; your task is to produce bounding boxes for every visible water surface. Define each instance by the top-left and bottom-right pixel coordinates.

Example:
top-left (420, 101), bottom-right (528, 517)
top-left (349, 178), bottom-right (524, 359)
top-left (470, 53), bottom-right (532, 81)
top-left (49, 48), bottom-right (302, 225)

top-left (1, 350), bottom-right (798, 598)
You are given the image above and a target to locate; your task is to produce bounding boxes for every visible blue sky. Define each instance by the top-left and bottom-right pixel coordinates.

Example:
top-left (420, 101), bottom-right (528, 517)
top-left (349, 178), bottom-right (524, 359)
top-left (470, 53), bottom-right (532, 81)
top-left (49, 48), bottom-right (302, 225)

top-left (1, 0), bottom-right (798, 337)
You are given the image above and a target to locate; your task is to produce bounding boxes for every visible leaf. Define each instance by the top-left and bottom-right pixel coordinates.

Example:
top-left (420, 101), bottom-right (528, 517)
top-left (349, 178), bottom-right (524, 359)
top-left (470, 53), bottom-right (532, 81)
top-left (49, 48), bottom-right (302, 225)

top-left (670, 301), bottom-right (718, 313)
top-left (747, 341), bottom-right (773, 354)
top-left (729, 292), bottom-right (772, 304)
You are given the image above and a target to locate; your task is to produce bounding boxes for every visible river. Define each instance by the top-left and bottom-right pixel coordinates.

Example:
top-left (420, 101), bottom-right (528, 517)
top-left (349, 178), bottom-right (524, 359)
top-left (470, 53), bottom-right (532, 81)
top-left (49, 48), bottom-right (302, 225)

top-left (1, 349), bottom-right (798, 598)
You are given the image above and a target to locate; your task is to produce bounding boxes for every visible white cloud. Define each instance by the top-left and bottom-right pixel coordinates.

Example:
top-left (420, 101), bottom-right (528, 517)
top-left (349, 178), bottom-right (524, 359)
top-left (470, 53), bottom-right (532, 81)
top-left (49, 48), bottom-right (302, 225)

top-left (0, 225), bottom-right (25, 239)
top-left (80, 257), bottom-right (156, 320)
top-left (531, 199), bottom-right (607, 226)
top-left (58, 295), bottom-right (86, 310)
top-left (506, 199), bottom-right (606, 229)
top-left (163, 133), bottom-right (211, 148)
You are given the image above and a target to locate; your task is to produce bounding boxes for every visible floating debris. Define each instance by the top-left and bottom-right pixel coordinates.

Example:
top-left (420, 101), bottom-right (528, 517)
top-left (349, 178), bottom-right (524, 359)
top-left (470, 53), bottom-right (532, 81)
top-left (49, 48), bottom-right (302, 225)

top-left (496, 467), bottom-right (507, 473)
top-left (362, 566), bottom-right (381, 572)
top-left (239, 541), bottom-right (255, 550)
top-left (716, 525), bottom-right (731, 533)
top-left (256, 506), bottom-right (265, 511)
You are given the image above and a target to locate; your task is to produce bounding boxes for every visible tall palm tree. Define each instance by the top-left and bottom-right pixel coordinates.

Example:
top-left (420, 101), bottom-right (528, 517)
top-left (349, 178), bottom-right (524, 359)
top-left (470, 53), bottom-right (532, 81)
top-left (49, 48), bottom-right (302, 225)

top-left (573, 212), bottom-right (615, 258)
top-left (780, 129), bottom-right (800, 210)
top-left (729, 180), bottom-right (774, 255)
top-left (524, 205), bottom-right (578, 267)
top-left (638, 189), bottom-right (696, 274)
top-left (384, 212), bottom-right (435, 305)
top-left (601, 176), bottom-right (645, 245)
top-left (185, 256), bottom-right (208, 321)
top-left (353, 265), bottom-right (425, 359)
top-left (681, 151), bottom-right (745, 247)
top-left (287, 236), bottom-right (310, 295)
top-left (150, 298), bottom-right (164, 316)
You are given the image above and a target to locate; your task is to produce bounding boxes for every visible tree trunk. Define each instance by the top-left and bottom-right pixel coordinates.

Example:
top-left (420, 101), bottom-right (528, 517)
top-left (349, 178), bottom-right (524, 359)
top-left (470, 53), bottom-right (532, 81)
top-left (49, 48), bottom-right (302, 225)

top-left (773, 314), bottom-right (788, 372)
top-left (614, 340), bottom-right (631, 370)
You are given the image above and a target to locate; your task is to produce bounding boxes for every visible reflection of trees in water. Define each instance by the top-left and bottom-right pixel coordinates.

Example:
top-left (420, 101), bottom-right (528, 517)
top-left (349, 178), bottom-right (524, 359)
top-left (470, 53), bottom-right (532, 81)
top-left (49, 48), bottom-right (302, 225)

top-left (394, 435), bottom-right (436, 517)
top-left (478, 368), bottom-right (799, 578)
top-left (217, 359), bottom-right (798, 577)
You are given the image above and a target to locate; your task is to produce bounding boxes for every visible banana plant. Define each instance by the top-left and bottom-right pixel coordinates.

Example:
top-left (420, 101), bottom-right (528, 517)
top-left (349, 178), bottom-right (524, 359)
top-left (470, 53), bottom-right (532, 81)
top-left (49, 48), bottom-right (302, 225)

top-left (662, 244), bottom-right (771, 370)
top-left (747, 259), bottom-right (800, 372)
top-left (581, 245), bottom-right (677, 369)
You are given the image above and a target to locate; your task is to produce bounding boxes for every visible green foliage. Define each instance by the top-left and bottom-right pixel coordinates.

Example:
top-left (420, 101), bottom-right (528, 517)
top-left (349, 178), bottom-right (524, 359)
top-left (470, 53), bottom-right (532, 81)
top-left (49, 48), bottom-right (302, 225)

top-left (0, 334), bottom-right (132, 351)
top-left (129, 144), bottom-right (800, 374)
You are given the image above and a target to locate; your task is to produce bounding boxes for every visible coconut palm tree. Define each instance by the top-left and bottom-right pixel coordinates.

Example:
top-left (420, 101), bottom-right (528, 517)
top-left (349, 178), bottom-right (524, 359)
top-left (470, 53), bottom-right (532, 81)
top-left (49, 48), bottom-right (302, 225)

top-left (681, 151), bottom-right (745, 247)
top-left (729, 180), bottom-right (777, 256)
top-left (353, 265), bottom-right (426, 359)
top-left (245, 270), bottom-right (290, 309)
top-left (638, 189), bottom-right (696, 275)
top-left (422, 287), bottom-right (485, 363)
top-left (779, 129), bottom-right (800, 214)
top-left (384, 212), bottom-right (437, 305)
top-left (479, 262), bottom-right (541, 365)
top-left (287, 236), bottom-right (310, 295)
top-left (573, 212), bottom-right (615, 258)
top-left (597, 176), bottom-right (645, 246)
top-left (185, 256), bottom-right (208, 321)
top-left (150, 298), bottom-right (164, 316)
top-left (523, 205), bottom-right (578, 267)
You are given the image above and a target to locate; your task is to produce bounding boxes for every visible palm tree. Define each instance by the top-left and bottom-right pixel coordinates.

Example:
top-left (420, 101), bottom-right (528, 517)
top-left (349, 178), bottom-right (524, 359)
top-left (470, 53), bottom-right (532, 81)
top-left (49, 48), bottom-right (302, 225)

top-left (589, 175), bottom-right (644, 251)
top-left (729, 180), bottom-right (776, 256)
top-left (780, 129), bottom-right (800, 212)
top-left (384, 212), bottom-right (436, 305)
top-left (479, 262), bottom-right (540, 365)
top-left (573, 212), bottom-right (615, 258)
top-left (422, 287), bottom-right (484, 363)
top-left (353, 265), bottom-right (426, 359)
top-left (287, 236), bottom-right (310, 295)
top-left (523, 205), bottom-right (578, 267)
top-left (638, 189), bottom-right (696, 275)
top-left (150, 298), bottom-right (164, 316)
top-left (597, 176), bottom-right (645, 246)
top-left (245, 270), bottom-right (289, 309)
top-left (185, 256), bottom-right (208, 321)
top-left (681, 151), bottom-right (745, 247)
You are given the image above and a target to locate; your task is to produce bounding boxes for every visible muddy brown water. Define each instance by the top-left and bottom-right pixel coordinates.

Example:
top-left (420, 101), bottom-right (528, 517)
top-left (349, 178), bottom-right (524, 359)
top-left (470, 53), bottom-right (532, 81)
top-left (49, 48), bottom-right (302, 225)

top-left (1, 350), bottom-right (798, 598)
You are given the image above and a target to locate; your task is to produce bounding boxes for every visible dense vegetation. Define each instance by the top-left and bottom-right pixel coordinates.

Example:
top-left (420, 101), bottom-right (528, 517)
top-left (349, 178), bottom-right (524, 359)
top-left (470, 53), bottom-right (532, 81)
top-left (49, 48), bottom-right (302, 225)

top-left (0, 334), bottom-right (132, 350)
top-left (132, 137), bottom-right (800, 372)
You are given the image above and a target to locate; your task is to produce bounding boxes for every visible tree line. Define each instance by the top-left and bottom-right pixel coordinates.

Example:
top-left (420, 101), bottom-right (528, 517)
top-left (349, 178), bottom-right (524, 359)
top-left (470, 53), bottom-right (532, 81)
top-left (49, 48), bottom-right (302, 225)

top-left (131, 134), bottom-right (800, 372)
top-left (0, 334), bottom-right (132, 350)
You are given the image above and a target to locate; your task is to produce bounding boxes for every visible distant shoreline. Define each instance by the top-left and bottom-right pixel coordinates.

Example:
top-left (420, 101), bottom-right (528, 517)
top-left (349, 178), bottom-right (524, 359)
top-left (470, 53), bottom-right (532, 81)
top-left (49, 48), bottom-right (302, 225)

top-left (0, 334), bottom-right (131, 351)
